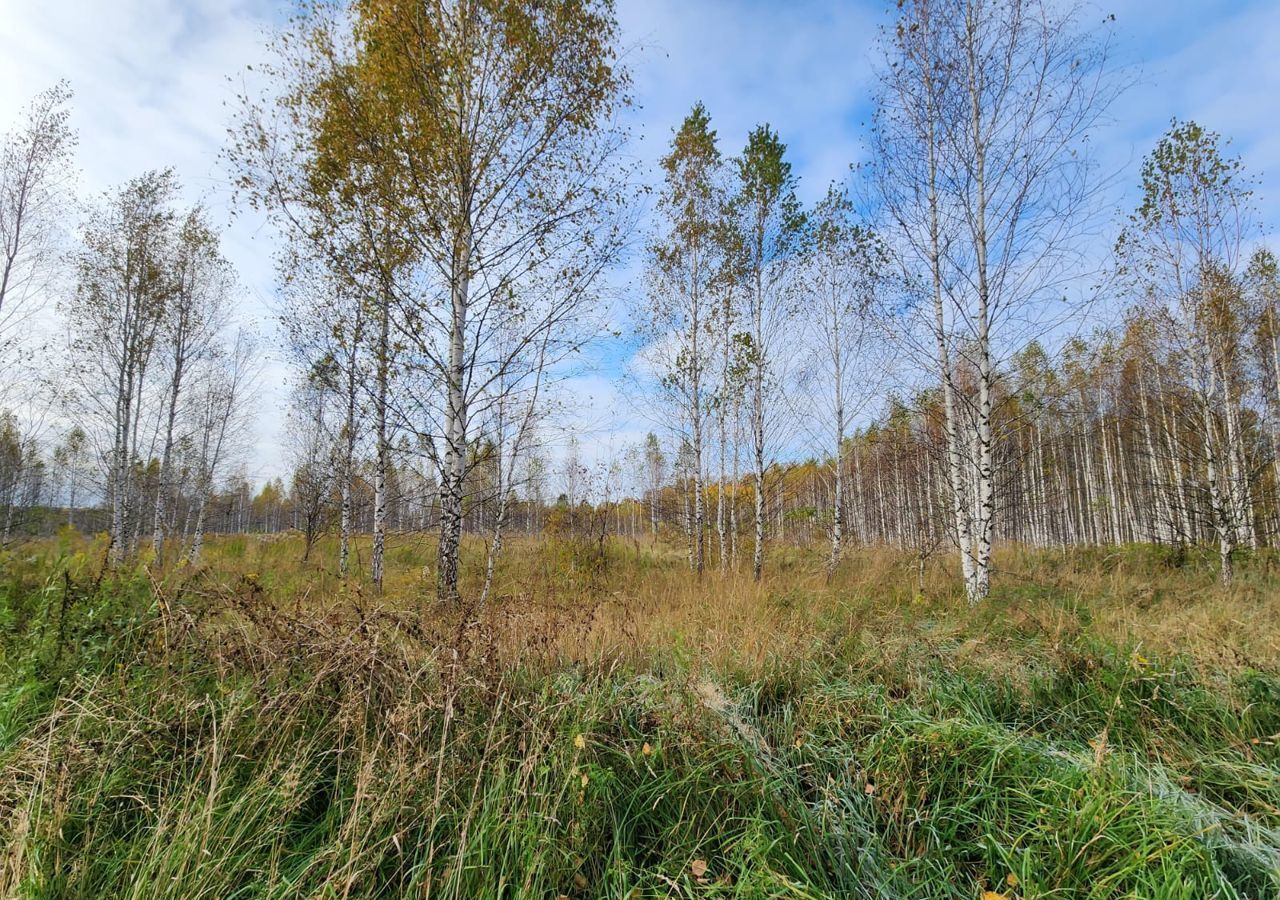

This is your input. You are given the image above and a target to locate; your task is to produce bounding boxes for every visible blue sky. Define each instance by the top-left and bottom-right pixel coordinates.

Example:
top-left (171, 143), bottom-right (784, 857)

top-left (2, 0), bottom-right (1278, 481)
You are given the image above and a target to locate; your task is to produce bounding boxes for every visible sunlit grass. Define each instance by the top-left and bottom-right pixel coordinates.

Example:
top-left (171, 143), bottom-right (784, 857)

top-left (1, 532), bottom-right (1277, 897)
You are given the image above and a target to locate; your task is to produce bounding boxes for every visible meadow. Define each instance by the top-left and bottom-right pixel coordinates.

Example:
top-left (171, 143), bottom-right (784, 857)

top-left (1, 531), bottom-right (1278, 898)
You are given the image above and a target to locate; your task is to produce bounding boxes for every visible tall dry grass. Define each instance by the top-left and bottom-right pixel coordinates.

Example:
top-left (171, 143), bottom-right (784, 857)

top-left (0, 532), bottom-right (1277, 897)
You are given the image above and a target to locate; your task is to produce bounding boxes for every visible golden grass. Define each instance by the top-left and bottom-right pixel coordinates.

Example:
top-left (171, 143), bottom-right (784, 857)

top-left (4, 530), bottom-right (1278, 898)
top-left (130, 530), bottom-right (1280, 684)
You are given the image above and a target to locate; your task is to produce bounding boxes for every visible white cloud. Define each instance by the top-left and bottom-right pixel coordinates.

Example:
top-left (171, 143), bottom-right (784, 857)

top-left (3, 0), bottom-right (1280, 482)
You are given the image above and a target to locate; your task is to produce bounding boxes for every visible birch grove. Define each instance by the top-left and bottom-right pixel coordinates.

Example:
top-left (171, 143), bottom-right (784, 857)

top-left (866, 0), bottom-right (1118, 601)
top-left (60, 170), bottom-right (253, 564)
top-left (6, 0), bottom-right (1280, 604)
top-left (232, 0), bottom-right (632, 603)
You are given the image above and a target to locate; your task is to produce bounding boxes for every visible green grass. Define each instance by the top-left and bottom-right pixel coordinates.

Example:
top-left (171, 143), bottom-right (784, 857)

top-left (1, 535), bottom-right (1278, 897)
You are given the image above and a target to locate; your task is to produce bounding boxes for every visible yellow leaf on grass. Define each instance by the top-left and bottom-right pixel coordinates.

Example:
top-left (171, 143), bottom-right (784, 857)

top-left (690, 859), bottom-right (708, 878)
top-left (573, 734), bottom-right (586, 750)
top-left (1007, 872), bottom-right (1019, 887)
top-left (981, 892), bottom-right (1007, 900)
top-left (642, 742), bottom-right (652, 756)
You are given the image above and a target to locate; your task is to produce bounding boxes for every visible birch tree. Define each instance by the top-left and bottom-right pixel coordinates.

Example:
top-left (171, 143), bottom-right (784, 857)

top-left (733, 124), bottom-right (803, 582)
top-left (281, 377), bottom-right (335, 565)
top-left (0, 412), bottom-right (44, 542)
top-left (797, 183), bottom-right (887, 573)
top-left (65, 170), bottom-right (178, 563)
top-left (1247, 248), bottom-right (1280, 536)
top-left (1117, 122), bottom-right (1262, 584)
top-left (643, 103), bottom-right (724, 577)
top-left (187, 331), bottom-right (258, 563)
top-left (642, 432), bottom-right (665, 537)
top-left (868, 0), bottom-right (1116, 601)
top-left (0, 82), bottom-right (76, 383)
top-left (476, 324), bottom-right (550, 606)
top-left (232, 21), bottom-right (407, 589)
top-left (235, 0), bottom-right (631, 602)
top-left (150, 207), bottom-right (233, 563)
top-left (51, 425), bottom-right (89, 527)
top-left (278, 257), bottom-right (368, 577)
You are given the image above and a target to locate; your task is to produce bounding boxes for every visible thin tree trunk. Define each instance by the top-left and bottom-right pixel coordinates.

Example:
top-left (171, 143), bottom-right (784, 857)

top-left (751, 255), bottom-right (766, 582)
top-left (339, 347), bottom-right (357, 578)
top-left (151, 350), bottom-right (184, 563)
top-left (372, 295), bottom-right (390, 590)
top-left (438, 231), bottom-right (472, 603)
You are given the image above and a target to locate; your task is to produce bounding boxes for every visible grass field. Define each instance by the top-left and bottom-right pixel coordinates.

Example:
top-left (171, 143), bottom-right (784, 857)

top-left (1, 531), bottom-right (1278, 898)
